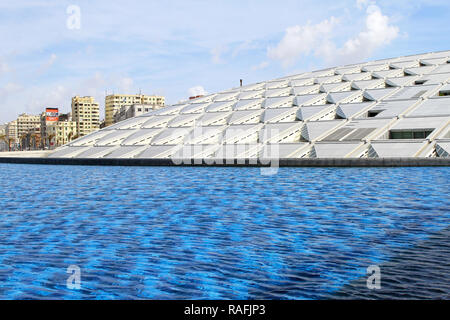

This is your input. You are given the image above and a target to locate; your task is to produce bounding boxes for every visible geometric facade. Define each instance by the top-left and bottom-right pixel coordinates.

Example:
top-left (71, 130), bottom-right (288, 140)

top-left (49, 50), bottom-right (450, 160)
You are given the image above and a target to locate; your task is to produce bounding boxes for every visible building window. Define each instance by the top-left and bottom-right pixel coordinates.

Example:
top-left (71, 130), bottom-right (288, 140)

top-left (367, 110), bottom-right (382, 117)
top-left (389, 129), bottom-right (433, 139)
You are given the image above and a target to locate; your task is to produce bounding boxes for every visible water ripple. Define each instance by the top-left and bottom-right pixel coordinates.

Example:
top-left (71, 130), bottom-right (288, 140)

top-left (0, 164), bottom-right (448, 299)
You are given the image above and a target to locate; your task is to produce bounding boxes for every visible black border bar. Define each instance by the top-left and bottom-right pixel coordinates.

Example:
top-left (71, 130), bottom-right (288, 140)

top-left (0, 157), bottom-right (449, 167)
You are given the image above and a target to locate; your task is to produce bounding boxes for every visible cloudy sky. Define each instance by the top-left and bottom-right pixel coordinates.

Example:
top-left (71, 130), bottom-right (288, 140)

top-left (0, 0), bottom-right (449, 123)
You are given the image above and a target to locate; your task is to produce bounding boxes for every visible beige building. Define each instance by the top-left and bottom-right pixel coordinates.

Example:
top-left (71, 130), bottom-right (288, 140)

top-left (5, 120), bottom-right (18, 150)
top-left (0, 124), bottom-right (6, 151)
top-left (105, 94), bottom-right (165, 126)
top-left (47, 119), bottom-right (77, 147)
top-left (16, 113), bottom-right (40, 141)
top-left (6, 120), bottom-right (18, 143)
top-left (71, 96), bottom-right (100, 137)
top-left (40, 110), bottom-right (57, 148)
top-left (22, 126), bottom-right (42, 150)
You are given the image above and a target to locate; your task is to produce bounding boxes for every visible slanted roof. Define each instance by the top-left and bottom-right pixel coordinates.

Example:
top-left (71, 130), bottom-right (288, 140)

top-left (48, 50), bottom-right (450, 161)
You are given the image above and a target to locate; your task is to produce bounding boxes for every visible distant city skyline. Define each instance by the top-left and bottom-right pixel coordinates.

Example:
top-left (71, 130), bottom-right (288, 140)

top-left (0, 0), bottom-right (449, 123)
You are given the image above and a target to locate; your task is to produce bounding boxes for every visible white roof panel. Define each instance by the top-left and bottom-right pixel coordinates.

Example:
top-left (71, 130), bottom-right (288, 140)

top-left (121, 128), bottom-right (163, 146)
top-left (228, 109), bottom-right (263, 125)
top-left (312, 142), bottom-right (363, 158)
top-left (386, 84), bottom-right (440, 101)
top-left (369, 141), bottom-right (428, 158)
top-left (222, 124), bottom-right (263, 144)
top-left (197, 111), bottom-right (231, 126)
top-left (406, 97), bottom-right (450, 117)
top-left (262, 107), bottom-right (299, 123)
top-left (141, 115), bottom-right (176, 128)
top-left (301, 120), bottom-right (345, 141)
top-left (293, 93), bottom-right (327, 106)
top-left (137, 145), bottom-right (181, 159)
top-left (259, 143), bottom-right (310, 158)
top-left (233, 98), bottom-right (264, 110)
top-left (297, 105), bottom-right (335, 121)
top-left (205, 101), bottom-right (236, 112)
top-left (291, 84), bottom-right (321, 95)
top-left (259, 122), bottom-right (303, 143)
top-left (185, 126), bottom-right (226, 144)
top-left (264, 96), bottom-right (295, 109)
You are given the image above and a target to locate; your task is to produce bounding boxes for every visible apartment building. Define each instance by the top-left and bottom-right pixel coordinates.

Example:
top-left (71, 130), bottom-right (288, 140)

top-left (46, 116), bottom-right (77, 147)
top-left (16, 113), bottom-right (40, 140)
top-left (5, 120), bottom-right (18, 147)
top-left (113, 104), bottom-right (160, 123)
top-left (71, 96), bottom-right (100, 137)
top-left (22, 126), bottom-right (42, 150)
top-left (0, 124), bottom-right (6, 151)
top-left (105, 94), bottom-right (164, 126)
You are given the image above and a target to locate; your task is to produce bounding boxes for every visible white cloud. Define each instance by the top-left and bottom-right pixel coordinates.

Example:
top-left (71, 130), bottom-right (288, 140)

top-left (325, 5), bottom-right (399, 65)
top-left (268, 4), bottom-right (399, 67)
top-left (188, 86), bottom-right (207, 97)
top-left (267, 17), bottom-right (339, 67)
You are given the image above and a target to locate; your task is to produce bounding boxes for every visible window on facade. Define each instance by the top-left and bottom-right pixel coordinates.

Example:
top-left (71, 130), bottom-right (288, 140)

top-left (367, 110), bottom-right (383, 117)
top-left (414, 80), bottom-right (427, 85)
top-left (389, 130), bottom-right (433, 139)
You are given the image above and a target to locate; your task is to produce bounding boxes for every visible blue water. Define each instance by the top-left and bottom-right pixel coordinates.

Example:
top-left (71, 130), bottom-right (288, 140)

top-left (0, 164), bottom-right (448, 299)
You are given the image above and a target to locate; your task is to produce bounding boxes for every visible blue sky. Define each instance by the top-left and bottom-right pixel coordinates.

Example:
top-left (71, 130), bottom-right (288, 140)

top-left (0, 0), bottom-right (449, 123)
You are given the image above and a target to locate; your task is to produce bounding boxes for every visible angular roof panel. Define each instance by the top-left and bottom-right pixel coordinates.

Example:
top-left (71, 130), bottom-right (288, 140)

top-left (233, 98), bottom-right (264, 110)
top-left (261, 107), bottom-right (299, 123)
top-left (301, 120), bottom-right (345, 142)
top-left (406, 97), bottom-right (450, 118)
top-left (386, 84), bottom-right (440, 101)
top-left (259, 143), bottom-right (310, 158)
top-left (368, 141), bottom-right (429, 158)
top-left (228, 109), bottom-right (263, 125)
top-left (293, 93), bottom-right (327, 106)
top-left (264, 96), bottom-right (295, 109)
top-left (312, 142), bottom-right (364, 158)
top-left (259, 122), bottom-right (303, 143)
top-left (336, 102), bottom-right (374, 119)
top-left (363, 87), bottom-right (399, 101)
top-left (351, 79), bottom-right (385, 90)
top-left (436, 140), bottom-right (450, 157)
top-left (296, 105), bottom-right (335, 121)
